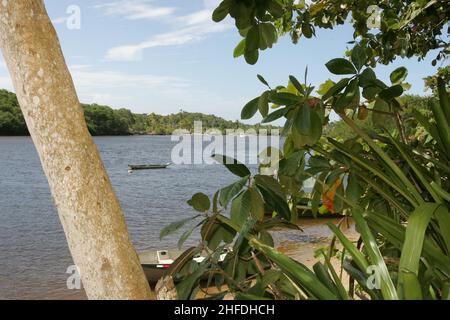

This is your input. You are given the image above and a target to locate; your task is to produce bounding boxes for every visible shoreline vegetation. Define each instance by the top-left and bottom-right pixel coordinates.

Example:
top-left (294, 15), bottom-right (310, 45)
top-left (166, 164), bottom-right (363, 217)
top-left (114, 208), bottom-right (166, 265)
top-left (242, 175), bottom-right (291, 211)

top-left (0, 89), bottom-right (277, 136)
top-left (1, 88), bottom-right (434, 139)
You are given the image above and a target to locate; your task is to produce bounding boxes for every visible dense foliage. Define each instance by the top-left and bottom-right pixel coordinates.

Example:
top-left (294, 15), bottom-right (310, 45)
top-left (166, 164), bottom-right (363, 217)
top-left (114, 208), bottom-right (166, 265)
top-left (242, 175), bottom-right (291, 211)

top-left (161, 0), bottom-right (450, 300)
top-left (0, 89), bottom-right (272, 136)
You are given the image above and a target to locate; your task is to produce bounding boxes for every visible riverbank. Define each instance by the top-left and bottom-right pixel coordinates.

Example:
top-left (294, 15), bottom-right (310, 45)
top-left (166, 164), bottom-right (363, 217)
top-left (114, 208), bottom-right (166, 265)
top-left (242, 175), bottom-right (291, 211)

top-left (36, 217), bottom-right (356, 300)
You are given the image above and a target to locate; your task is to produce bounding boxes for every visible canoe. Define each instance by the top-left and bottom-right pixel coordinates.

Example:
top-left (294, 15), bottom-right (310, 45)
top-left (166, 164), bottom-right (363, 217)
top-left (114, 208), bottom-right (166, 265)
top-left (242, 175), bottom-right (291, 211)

top-left (128, 163), bottom-right (171, 170)
top-left (138, 249), bottom-right (228, 283)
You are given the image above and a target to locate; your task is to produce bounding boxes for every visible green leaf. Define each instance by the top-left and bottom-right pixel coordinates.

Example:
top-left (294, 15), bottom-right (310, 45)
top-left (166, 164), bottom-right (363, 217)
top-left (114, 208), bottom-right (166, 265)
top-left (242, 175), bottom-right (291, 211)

top-left (212, 154), bottom-right (251, 177)
top-left (244, 49), bottom-right (259, 65)
top-left (351, 45), bottom-right (366, 71)
top-left (231, 190), bottom-right (252, 227)
top-left (435, 205), bottom-right (450, 256)
top-left (267, 0), bottom-right (284, 18)
top-left (160, 216), bottom-right (199, 240)
top-left (390, 67), bottom-right (408, 84)
top-left (201, 218), bottom-right (236, 250)
top-left (378, 85), bottom-right (404, 101)
top-left (219, 175), bottom-right (249, 208)
top-left (346, 174), bottom-right (363, 204)
top-left (246, 25), bottom-right (260, 51)
top-left (212, 0), bottom-right (231, 22)
top-left (241, 97), bottom-right (260, 119)
top-left (262, 107), bottom-right (288, 123)
top-left (178, 222), bottom-right (201, 249)
top-left (249, 239), bottom-right (338, 299)
top-left (328, 223), bottom-right (369, 272)
top-left (359, 68), bottom-right (376, 88)
top-left (269, 91), bottom-right (300, 105)
top-left (372, 98), bottom-right (390, 127)
top-left (258, 91), bottom-right (270, 117)
top-left (257, 74), bottom-right (269, 87)
top-left (325, 58), bottom-right (357, 75)
top-left (295, 103), bottom-right (312, 136)
top-left (322, 78), bottom-right (350, 100)
top-left (254, 175), bottom-right (285, 199)
top-left (256, 185), bottom-right (290, 221)
top-left (352, 209), bottom-right (398, 300)
top-left (233, 39), bottom-right (246, 58)
top-left (188, 193), bottom-right (211, 212)
top-left (431, 96), bottom-right (450, 158)
top-left (289, 75), bottom-right (305, 95)
top-left (317, 79), bottom-right (335, 96)
top-left (362, 86), bottom-right (382, 101)
top-left (259, 23), bottom-right (278, 49)
top-left (292, 111), bottom-right (323, 147)
top-left (249, 187), bottom-right (265, 221)
top-left (176, 267), bottom-right (204, 300)
top-left (334, 79), bottom-right (359, 110)
top-left (398, 203), bottom-right (441, 299)
top-left (302, 23), bottom-right (313, 38)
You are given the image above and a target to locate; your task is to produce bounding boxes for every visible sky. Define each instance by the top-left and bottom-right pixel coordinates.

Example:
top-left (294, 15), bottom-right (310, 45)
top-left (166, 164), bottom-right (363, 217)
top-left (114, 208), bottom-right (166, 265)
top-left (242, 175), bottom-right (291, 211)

top-left (0, 0), bottom-right (444, 123)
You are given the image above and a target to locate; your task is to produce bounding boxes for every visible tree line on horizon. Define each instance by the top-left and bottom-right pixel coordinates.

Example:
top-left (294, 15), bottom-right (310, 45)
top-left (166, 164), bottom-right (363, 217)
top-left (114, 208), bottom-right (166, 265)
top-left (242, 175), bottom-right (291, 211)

top-left (0, 88), bottom-right (436, 137)
top-left (0, 88), bottom-right (275, 136)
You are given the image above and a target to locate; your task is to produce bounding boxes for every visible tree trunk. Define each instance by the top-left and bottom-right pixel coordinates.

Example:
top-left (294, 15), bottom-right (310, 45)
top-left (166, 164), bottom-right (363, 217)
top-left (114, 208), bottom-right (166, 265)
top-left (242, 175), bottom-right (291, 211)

top-left (0, 0), bottom-right (153, 300)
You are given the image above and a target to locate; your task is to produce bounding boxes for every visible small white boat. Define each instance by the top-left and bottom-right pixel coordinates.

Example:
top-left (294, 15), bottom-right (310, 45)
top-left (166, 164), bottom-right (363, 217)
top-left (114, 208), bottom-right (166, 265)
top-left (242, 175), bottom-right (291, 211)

top-left (138, 249), bottom-right (229, 283)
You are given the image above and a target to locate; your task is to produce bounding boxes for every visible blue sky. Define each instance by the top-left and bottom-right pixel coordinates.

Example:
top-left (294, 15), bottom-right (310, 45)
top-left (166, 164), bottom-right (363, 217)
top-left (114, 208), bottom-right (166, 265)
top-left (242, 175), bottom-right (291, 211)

top-left (0, 0), bottom-right (443, 123)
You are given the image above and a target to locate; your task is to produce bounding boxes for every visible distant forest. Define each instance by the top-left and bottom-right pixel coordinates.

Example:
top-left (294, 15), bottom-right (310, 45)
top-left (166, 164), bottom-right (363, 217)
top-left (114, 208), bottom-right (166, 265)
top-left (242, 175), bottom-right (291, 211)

top-left (0, 89), bottom-right (433, 137)
top-left (0, 89), bottom-right (275, 136)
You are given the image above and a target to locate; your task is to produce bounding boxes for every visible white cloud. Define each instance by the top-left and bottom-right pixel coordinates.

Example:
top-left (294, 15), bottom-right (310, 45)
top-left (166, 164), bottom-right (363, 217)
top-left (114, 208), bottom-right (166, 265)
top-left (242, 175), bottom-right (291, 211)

top-left (105, 23), bottom-right (229, 61)
top-left (67, 64), bottom-right (190, 107)
top-left (94, 0), bottom-right (175, 20)
top-left (104, 1), bottom-right (232, 61)
top-left (69, 64), bottom-right (187, 89)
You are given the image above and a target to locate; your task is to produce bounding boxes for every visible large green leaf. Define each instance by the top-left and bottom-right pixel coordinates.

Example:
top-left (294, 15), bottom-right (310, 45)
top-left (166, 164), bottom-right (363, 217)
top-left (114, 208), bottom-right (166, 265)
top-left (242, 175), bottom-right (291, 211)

top-left (259, 23), bottom-right (278, 49)
top-left (269, 91), bottom-right (300, 106)
top-left (262, 107), bottom-right (289, 123)
top-left (233, 39), bottom-right (246, 58)
top-left (160, 216), bottom-right (199, 240)
top-left (325, 58), bottom-right (357, 75)
top-left (212, 0), bottom-right (231, 22)
top-left (351, 44), bottom-right (366, 71)
top-left (322, 78), bottom-right (350, 100)
top-left (334, 78), bottom-right (359, 110)
top-left (219, 175), bottom-right (249, 208)
top-left (187, 193), bottom-right (211, 212)
top-left (250, 239), bottom-right (338, 299)
top-left (398, 203), bottom-right (441, 299)
top-left (378, 85), bottom-right (403, 101)
top-left (241, 97), bottom-right (260, 119)
top-left (352, 209), bottom-right (398, 300)
top-left (212, 154), bottom-right (251, 177)
top-left (390, 67), bottom-right (408, 84)
top-left (231, 190), bottom-right (252, 227)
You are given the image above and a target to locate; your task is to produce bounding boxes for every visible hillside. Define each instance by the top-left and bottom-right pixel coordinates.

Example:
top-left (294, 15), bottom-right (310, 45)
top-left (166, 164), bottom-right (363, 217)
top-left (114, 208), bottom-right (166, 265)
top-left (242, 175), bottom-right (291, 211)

top-left (0, 89), bottom-right (275, 136)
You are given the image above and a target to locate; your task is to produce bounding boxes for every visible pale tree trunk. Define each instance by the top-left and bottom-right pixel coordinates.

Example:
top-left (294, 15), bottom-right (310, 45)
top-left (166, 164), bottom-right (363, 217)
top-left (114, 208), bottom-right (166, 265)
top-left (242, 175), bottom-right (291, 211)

top-left (0, 0), bottom-right (154, 300)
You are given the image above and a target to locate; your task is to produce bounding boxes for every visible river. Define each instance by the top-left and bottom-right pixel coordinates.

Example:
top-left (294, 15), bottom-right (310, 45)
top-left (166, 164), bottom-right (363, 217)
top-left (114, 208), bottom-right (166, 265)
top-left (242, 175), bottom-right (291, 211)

top-left (0, 136), bottom-right (343, 299)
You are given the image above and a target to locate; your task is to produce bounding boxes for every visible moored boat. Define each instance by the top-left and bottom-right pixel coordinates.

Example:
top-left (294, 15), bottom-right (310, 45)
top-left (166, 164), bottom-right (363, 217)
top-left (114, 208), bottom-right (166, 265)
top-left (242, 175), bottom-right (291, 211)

top-left (128, 163), bottom-right (171, 170)
top-left (138, 249), bottom-right (228, 283)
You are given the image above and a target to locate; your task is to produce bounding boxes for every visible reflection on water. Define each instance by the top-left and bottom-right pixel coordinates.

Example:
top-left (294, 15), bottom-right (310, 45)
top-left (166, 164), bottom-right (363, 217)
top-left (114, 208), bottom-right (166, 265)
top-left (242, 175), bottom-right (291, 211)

top-left (0, 136), bottom-right (335, 299)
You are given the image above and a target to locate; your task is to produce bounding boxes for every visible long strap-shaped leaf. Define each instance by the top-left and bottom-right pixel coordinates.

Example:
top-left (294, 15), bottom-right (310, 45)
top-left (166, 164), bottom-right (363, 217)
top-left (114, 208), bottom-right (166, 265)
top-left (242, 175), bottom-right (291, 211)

top-left (368, 210), bottom-right (450, 277)
top-left (249, 238), bottom-right (338, 300)
top-left (386, 133), bottom-right (442, 203)
top-left (434, 78), bottom-right (450, 158)
top-left (352, 209), bottom-right (399, 300)
top-left (339, 114), bottom-right (423, 206)
top-left (398, 203), bottom-right (442, 299)
top-left (434, 205), bottom-right (450, 256)
top-left (328, 138), bottom-right (418, 206)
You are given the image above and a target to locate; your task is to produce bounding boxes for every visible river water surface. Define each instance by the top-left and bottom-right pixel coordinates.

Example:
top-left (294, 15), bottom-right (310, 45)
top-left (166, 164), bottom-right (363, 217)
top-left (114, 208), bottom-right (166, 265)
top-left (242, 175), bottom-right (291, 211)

top-left (0, 136), bottom-right (340, 300)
